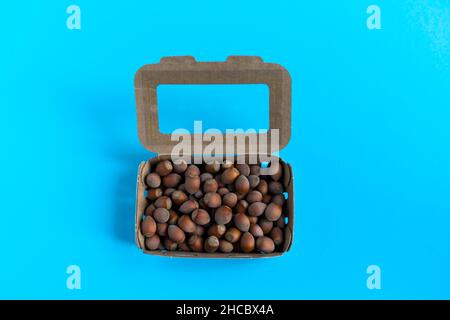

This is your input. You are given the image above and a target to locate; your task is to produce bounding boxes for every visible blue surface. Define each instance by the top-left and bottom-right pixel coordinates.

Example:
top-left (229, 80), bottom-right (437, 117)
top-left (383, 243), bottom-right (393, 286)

top-left (0, 1), bottom-right (449, 299)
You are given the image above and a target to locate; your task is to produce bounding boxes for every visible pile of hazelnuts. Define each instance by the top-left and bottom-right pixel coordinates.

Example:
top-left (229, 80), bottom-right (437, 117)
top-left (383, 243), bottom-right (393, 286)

top-left (140, 159), bottom-right (287, 254)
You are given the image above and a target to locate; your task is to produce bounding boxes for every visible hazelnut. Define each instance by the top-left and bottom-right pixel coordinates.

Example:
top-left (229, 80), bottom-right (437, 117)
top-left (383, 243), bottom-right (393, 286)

top-left (185, 176), bottom-right (201, 194)
top-left (234, 213), bottom-right (250, 232)
top-left (256, 179), bottom-right (268, 194)
top-left (164, 188), bottom-right (176, 196)
top-left (250, 165), bottom-right (260, 176)
top-left (225, 227), bottom-right (241, 243)
top-left (154, 196), bottom-right (172, 209)
top-left (153, 208), bottom-right (170, 223)
top-left (268, 181), bottom-right (284, 195)
top-left (222, 192), bottom-right (238, 208)
top-left (247, 202), bottom-right (267, 217)
top-left (256, 236), bottom-right (275, 253)
top-left (157, 223), bottom-right (168, 237)
top-left (236, 164), bottom-right (250, 176)
top-left (240, 232), bottom-right (255, 253)
top-left (235, 200), bottom-right (248, 213)
top-left (204, 236), bottom-right (219, 253)
top-left (167, 210), bottom-right (178, 225)
top-left (203, 179), bottom-right (219, 193)
top-left (217, 187), bottom-right (230, 196)
top-left (145, 204), bottom-right (156, 216)
top-left (145, 235), bottom-right (160, 250)
top-left (203, 192), bottom-right (222, 208)
top-left (208, 224), bottom-right (226, 238)
top-left (178, 215), bottom-right (196, 233)
top-left (191, 209), bottom-right (211, 225)
top-left (146, 173), bottom-right (161, 188)
top-left (179, 199), bottom-right (199, 214)
top-left (195, 225), bottom-right (205, 236)
top-left (164, 238), bottom-right (178, 251)
top-left (235, 175), bottom-right (250, 195)
top-left (147, 188), bottom-right (163, 201)
top-left (178, 241), bottom-right (190, 251)
top-left (141, 216), bottom-right (156, 237)
top-left (272, 194), bottom-right (285, 206)
top-left (200, 172), bottom-right (214, 183)
top-left (178, 183), bottom-right (186, 192)
top-left (246, 190), bottom-right (263, 203)
top-left (215, 174), bottom-right (225, 188)
top-left (171, 190), bottom-right (188, 206)
top-left (265, 203), bottom-right (282, 221)
top-left (185, 164), bottom-right (200, 178)
top-left (270, 227), bottom-right (284, 246)
top-left (168, 225), bottom-right (185, 244)
top-left (162, 173), bottom-right (182, 188)
top-left (155, 160), bottom-right (173, 176)
top-left (188, 234), bottom-right (203, 252)
top-left (214, 206), bottom-right (232, 225)
top-left (219, 240), bottom-right (234, 253)
top-left (249, 223), bottom-right (264, 237)
top-left (248, 175), bottom-right (260, 189)
top-left (221, 168), bottom-right (240, 184)
top-left (173, 159), bottom-right (188, 174)
top-left (258, 218), bottom-right (273, 235)
top-left (205, 161), bottom-right (220, 173)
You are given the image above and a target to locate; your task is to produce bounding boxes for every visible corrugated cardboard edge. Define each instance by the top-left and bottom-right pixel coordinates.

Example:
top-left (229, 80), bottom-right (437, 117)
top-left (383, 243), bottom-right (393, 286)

top-left (135, 154), bottom-right (294, 258)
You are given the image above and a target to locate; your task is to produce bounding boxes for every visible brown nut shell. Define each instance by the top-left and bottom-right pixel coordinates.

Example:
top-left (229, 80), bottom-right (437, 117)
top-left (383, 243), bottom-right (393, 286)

top-left (225, 227), bottom-right (241, 243)
top-left (265, 203), bottom-right (282, 221)
top-left (179, 200), bottom-right (199, 214)
top-left (247, 202), bottom-right (267, 217)
top-left (168, 225), bottom-right (185, 244)
top-left (221, 168), bottom-right (240, 184)
top-left (157, 223), bottom-right (168, 237)
top-left (214, 206), bottom-right (233, 225)
top-left (207, 224), bottom-right (226, 238)
top-left (154, 196), bottom-right (172, 210)
top-left (191, 209), bottom-right (211, 226)
top-left (222, 192), bottom-right (238, 208)
top-left (234, 213), bottom-right (250, 232)
top-left (235, 200), bottom-right (249, 213)
top-left (246, 190), bottom-right (263, 203)
top-left (236, 164), bottom-right (250, 176)
top-left (268, 181), bottom-right (284, 195)
top-left (203, 179), bottom-right (219, 193)
top-left (203, 192), bottom-right (222, 208)
top-left (235, 175), bottom-right (250, 195)
top-left (256, 236), bottom-right (275, 253)
top-left (145, 204), bottom-right (156, 217)
top-left (178, 215), bottom-right (197, 233)
top-left (248, 175), bottom-right (260, 189)
top-left (204, 236), bottom-right (219, 253)
top-left (185, 165), bottom-right (200, 178)
top-left (219, 240), bottom-right (234, 253)
top-left (167, 210), bottom-right (178, 225)
top-left (145, 235), bottom-right (160, 250)
top-left (171, 190), bottom-right (188, 206)
top-left (147, 188), bottom-right (163, 201)
top-left (164, 238), bottom-right (178, 251)
top-left (240, 232), bottom-right (255, 253)
top-left (188, 234), bottom-right (203, 252)
top-left (145, 173), bottom-right (161, 188)
top-left (155, 160), bottom-right (173, 177)
top-left (162, 173), bottom-right (182, 188)
top-left (141, 216), bottom-right (156, 237)
top-left (185, 176), bottom-right (201, 194)
top-left (249, 223), bottom-right (264, 237)
top-left (153, 208), bottom-right (170, 223)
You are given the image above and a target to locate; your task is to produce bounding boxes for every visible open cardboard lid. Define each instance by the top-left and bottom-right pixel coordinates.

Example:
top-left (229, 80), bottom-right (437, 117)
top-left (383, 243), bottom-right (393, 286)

top-left (134, 56), bottom-right (291, 155)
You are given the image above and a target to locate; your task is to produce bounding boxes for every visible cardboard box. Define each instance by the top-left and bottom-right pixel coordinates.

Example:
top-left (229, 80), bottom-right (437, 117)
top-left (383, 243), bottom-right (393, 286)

top-left (134, 56), bottom-right (293, 257)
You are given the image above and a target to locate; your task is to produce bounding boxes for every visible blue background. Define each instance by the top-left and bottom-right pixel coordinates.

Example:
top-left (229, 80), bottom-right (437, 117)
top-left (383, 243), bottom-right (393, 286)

top-left (0, 1), bottom-right (449, 299)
